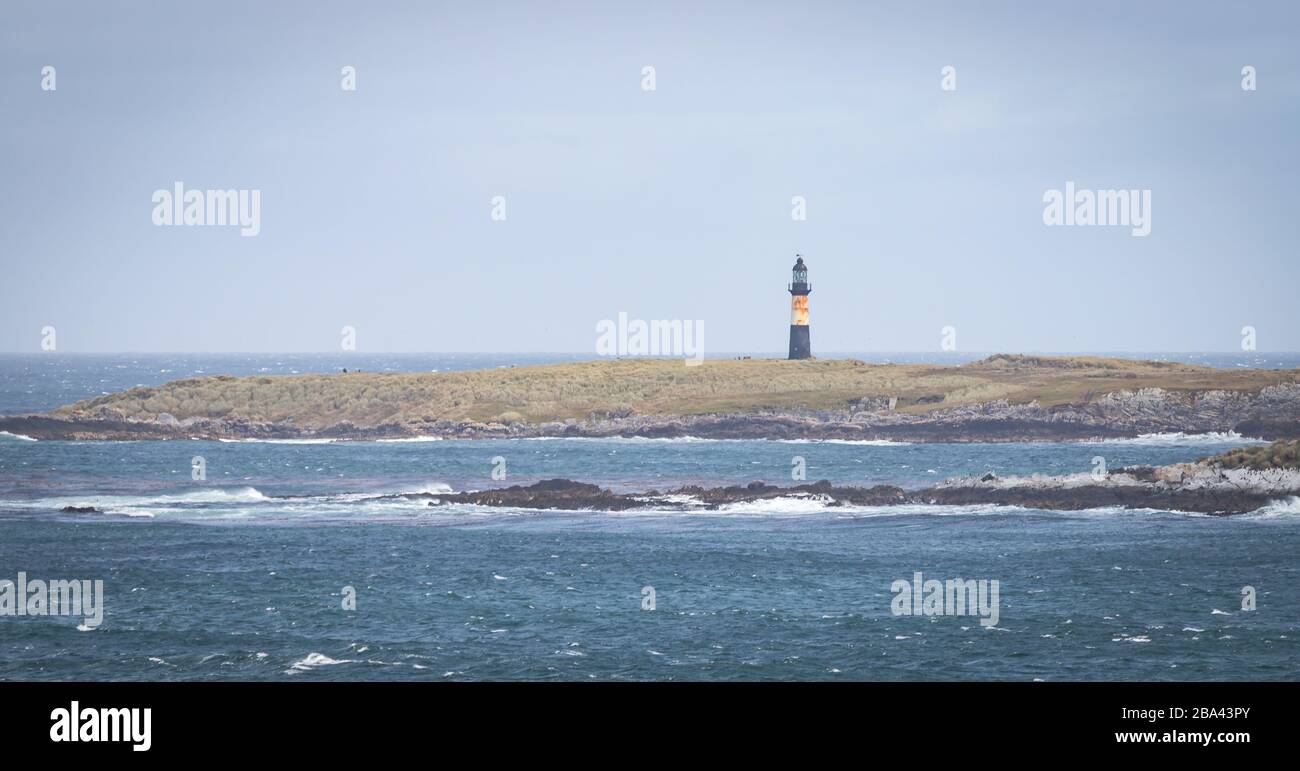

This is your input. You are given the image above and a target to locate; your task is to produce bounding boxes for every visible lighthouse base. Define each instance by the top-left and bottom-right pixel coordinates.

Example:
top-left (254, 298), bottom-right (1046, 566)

top-left (788, 325), bottom-right (811, 359)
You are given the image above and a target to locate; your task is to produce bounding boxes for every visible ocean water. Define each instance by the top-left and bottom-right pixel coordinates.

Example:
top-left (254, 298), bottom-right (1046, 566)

top-left (0, 354), bottom-right (1297, 681)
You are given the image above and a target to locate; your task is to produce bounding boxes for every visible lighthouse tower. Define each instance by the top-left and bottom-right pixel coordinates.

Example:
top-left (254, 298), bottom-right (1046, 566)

top-left (788, 255), bottom-right (812, 359)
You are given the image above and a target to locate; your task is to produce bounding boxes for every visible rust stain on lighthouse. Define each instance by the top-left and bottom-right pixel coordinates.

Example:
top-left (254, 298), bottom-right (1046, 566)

top-left (791, 295), bottom-right (809, 326)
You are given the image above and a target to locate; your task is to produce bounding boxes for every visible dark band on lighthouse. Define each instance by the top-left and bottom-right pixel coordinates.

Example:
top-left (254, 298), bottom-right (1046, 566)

top-left (788, 255), bottom-right (811, 359)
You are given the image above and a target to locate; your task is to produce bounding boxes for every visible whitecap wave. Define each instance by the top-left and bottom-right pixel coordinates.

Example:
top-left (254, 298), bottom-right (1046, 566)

top-left (0, 431), bottom-right (37, 442)
top-left (158, 487), bottom-right (269, 504)
top-left (630, 493), bottom-right (704, 507)
top-left (716, 495), bottom-right (839, 515)
top-left (703, 497), bottom-right (1033, 518)
top-left (286, 652), bottom-right (353, 674)
top-left (708, 500), bottom-right (1199, 520)
top-left (1240, 496), bottom-right (1300, 520)
top-left (216, 438), bottom-right (341, 444)
top-left (407, 482), bottom-right (454, 495)
top-left (9, 482), bottom-right (1268, 523)
top-left (78, 486), bottom-right (266, 506)
top-left (1080, 431), bottom-right (1266, 447)
top-left (774, 438), bottom-right (910, 446)
top-left (4, 487), bottom-right (269, 518)
top-left (520, 435), bottom-right (912, 445)
top-left (521, 435), bottom-right (720, 443)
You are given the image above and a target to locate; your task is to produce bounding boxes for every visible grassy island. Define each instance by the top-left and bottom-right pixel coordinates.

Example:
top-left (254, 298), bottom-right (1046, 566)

top-left (53, 354), bottom-right (1298, 429)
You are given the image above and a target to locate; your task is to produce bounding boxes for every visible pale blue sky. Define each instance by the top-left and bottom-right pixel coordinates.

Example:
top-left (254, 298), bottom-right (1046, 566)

top-left (2, 0), bottom-right (1297, 353)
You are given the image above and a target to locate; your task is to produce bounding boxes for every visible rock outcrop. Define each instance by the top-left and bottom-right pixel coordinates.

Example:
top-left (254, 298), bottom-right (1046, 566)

top-left (394, 459), bottom-right (1300, 516)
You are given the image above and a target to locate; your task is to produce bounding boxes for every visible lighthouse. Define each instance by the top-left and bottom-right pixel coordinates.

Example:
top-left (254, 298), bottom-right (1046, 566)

top-left (788, 255), bottom-right (812, 359)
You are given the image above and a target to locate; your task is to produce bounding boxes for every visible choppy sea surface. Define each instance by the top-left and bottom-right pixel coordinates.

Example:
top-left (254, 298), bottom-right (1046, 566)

top-left (1, 353), bottom-right (1297, 681)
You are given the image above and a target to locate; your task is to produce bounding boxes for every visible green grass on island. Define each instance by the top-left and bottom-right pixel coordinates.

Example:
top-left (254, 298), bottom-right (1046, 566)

top-left (54, 354), bottom-right (1300, 430)
top-left (1203, 440), bottom-right (1300, 470)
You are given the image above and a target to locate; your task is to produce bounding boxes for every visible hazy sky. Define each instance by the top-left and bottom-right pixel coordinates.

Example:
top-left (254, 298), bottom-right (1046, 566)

top-left (2, 1), bottom-right (1297, 353)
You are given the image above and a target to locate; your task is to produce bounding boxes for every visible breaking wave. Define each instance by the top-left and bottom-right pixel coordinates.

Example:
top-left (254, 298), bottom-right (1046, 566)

top-left (1079, 431), bottom-right (1266, 447)
top-left (7, 483), bottom-right (1297, 524)
top-left (716, 495), bottom-right (840, 515)
top-left (216, 437), bottom-right (341, 444)
top-left (774, 438), bottom-right (911, 446)
top-left (3, 486), bottom-right (274, 519)
top-left (286, 652), bottom-right (353, 674)
top-left (520, 435), bottom-right (912, 445)
top-left (522, 436), bottom-right (727, 444)
top-left (408, 482), bottom-right (455, 495)
top-left (647, 497), bottom-right (1194, 520)
top-left (1240, 496), bottom-right (1300, 520)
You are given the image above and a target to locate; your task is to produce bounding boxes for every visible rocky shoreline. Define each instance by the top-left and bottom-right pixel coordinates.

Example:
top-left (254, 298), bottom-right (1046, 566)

top-left (4, 383), bottom-right (1300, 443)
top-left (399, 461), bottom-right (1300, 516)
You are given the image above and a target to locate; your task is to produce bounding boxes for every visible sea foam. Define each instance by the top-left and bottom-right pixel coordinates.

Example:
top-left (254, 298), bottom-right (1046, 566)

top-left (1079, 431), bottom-right (1265, 447)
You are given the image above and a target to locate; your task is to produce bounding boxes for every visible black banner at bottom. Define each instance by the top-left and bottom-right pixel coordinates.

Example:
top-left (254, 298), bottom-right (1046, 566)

top-left (0, 681), bottom-right (1287, 758)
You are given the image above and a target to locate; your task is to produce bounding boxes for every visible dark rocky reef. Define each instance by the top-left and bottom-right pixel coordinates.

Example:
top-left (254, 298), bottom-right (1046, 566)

top-left (422, 479), bottom-right (646, 511)
top-left (660, 479), bottom-right (908, 507)
top-left (404, 471), bottom-right (1297, 517)
top-left (421, 478), bottom-right (908, 511)
top-left (914, 482), bottom-right (1278, 515)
